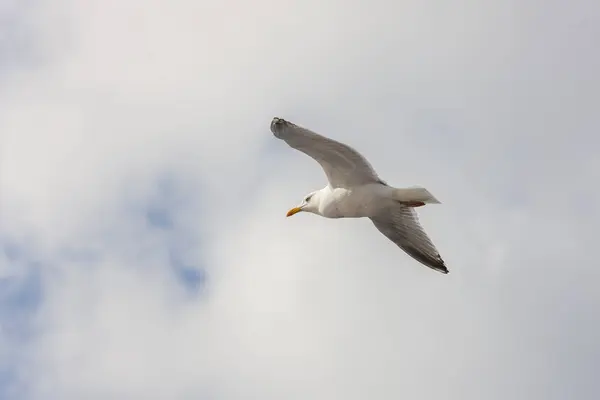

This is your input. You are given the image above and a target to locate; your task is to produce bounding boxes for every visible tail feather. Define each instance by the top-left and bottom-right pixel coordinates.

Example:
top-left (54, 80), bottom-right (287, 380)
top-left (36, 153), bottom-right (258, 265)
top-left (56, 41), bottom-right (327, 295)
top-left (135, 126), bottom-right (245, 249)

top-left (392, 186), bottom-right (441, 205)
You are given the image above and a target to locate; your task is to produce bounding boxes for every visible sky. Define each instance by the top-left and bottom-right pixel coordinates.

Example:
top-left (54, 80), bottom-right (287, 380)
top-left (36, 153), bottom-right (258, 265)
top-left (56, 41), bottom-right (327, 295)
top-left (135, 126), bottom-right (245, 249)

top-left (0, 0), bottom-right (599, 399)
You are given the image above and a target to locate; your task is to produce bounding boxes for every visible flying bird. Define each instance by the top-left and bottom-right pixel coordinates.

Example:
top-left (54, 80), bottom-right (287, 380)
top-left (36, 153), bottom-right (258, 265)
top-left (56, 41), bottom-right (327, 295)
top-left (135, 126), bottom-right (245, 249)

top-left (271, 117), bottom-right (448, 274)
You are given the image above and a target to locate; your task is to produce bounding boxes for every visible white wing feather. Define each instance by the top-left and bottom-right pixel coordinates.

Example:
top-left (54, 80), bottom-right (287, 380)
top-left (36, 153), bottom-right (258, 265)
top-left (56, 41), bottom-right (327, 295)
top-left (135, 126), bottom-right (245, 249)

top-left (270, 117), bottom-right (384, 188)
top-left (370, 204), bottom-right (448, 274)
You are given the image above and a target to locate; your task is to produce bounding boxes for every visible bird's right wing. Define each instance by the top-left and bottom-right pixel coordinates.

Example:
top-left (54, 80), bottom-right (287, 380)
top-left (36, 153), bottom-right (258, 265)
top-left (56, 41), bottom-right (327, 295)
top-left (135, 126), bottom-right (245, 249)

top-left (270, 117), bottom-right (384, 188)
top-left (369, 204), bottom-right (448, 274)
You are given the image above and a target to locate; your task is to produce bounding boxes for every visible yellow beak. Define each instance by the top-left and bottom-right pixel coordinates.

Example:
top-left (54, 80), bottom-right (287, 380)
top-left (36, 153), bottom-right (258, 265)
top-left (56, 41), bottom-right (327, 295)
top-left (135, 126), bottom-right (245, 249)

top-left (286, 206), bottom-right (303, 217)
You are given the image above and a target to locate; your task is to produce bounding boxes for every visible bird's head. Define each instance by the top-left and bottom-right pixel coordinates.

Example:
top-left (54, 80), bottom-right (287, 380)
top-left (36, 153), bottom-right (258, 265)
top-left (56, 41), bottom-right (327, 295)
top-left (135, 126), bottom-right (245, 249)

top-left (286, 190), bottom-right (321, 217)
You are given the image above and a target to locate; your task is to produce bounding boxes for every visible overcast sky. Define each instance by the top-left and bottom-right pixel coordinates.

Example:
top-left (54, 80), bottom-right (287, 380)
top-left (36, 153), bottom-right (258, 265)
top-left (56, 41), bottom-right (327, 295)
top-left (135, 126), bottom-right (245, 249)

top-left (1, 0), bottom-right (599, 399)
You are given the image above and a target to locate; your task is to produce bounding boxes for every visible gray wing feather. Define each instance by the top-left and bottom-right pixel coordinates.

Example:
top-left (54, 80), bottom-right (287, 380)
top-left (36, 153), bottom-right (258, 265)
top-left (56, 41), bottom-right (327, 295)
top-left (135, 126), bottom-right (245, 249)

top-left (370, 204), bottom-right (448, 274)
top-left (270, 118), bottom-right (384, 188)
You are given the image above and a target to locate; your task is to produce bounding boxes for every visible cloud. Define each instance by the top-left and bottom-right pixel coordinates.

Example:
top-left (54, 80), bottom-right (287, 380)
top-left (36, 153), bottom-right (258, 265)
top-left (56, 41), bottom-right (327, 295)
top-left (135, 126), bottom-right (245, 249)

top-left (0, 0), bottom-right (599, 399)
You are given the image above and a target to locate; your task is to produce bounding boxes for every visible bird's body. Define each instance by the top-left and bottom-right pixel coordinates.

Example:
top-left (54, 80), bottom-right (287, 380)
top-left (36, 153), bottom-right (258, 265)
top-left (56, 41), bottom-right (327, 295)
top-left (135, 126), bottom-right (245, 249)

top-left (314, 184), bottom-right (398, 219)
top-left (271, 117), bottom-right (449, 274)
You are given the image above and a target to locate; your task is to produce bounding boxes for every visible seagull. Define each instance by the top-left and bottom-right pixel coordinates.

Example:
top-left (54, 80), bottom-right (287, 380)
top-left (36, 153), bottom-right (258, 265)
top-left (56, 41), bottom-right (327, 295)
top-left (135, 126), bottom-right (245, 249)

top-left (270, 117), bottom-right (448, 274)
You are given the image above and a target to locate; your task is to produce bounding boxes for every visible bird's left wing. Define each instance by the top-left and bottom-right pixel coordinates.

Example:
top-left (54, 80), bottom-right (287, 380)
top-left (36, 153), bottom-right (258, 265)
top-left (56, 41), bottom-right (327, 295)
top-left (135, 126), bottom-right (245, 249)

top-left (270, 117), bottom-right (384, 188)
top-left (370, 204), bottom-right (448, 274)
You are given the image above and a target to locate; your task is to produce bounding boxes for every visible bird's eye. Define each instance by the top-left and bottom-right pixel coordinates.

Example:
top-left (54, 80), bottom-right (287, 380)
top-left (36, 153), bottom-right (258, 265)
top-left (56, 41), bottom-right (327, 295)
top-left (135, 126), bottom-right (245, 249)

top-left (305, 195), bottom-right (312, 202)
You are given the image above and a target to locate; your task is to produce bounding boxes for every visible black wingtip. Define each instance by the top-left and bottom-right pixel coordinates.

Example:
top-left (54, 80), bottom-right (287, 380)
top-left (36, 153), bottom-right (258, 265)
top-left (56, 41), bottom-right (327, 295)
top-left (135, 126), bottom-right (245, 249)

top-left (432, 259), bottom-right (449, 274)
top-left (270, 117), bottom-right (286, 137)
top-left (407, 250), bottom-right (449, 275)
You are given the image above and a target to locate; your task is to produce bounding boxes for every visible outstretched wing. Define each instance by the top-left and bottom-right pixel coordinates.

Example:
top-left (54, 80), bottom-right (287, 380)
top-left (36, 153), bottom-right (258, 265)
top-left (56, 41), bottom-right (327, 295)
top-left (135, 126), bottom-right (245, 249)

top-left (270, 117), bottom-right (384, 188)
top-left (370, 204), bottom-right (448, 274)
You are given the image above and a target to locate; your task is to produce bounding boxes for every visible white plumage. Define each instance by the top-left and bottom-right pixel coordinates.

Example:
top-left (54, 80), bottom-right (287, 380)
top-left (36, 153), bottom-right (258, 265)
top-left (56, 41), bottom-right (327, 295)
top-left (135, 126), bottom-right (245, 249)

top-left (271, 117), bottom-right (448, 274)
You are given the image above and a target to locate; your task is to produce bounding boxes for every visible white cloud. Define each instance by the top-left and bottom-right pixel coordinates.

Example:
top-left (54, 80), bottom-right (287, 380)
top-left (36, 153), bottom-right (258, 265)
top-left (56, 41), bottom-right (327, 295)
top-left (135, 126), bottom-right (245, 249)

top-left (1, 0), bottom-right (599, 399)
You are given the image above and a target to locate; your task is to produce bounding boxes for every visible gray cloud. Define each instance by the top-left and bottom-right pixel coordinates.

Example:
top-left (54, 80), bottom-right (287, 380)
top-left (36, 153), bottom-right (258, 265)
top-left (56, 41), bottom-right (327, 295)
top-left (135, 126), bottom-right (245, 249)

top-left (0, 0), bottom-right (599, 399)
